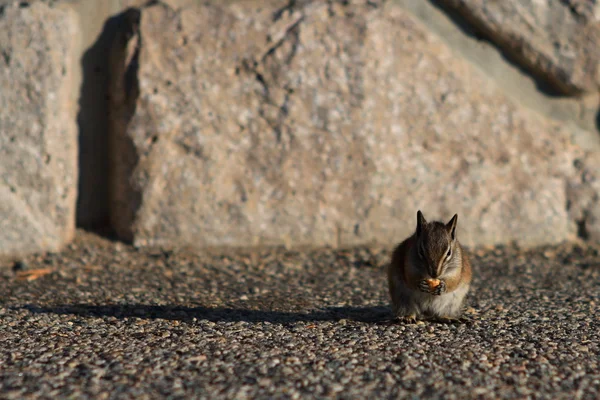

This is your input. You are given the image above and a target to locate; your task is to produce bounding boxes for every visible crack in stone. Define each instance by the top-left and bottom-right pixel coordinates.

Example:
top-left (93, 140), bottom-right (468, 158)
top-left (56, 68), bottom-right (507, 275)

top-left (260, 13), bottom-right (304, 63)
top-left (576, 214), bottom-right (590, 240)
top-left (1, 49), bottom-right (10, 66)
top-left (108, 7), bottom-right (144, 243)
top-left (272, 0), bottom-right (299, 22)
top-left (430, 0), bottom-right (573, 97)
top-left (240, 8), bottom-right (303, 147)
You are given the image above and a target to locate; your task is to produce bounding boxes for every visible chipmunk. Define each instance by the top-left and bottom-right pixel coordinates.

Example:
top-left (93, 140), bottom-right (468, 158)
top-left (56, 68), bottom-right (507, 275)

top-left (387, 210), bottom-right (472, 323)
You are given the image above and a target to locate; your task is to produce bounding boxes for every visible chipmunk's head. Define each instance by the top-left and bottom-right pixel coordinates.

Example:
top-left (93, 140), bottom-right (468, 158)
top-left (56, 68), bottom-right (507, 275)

top-left (414, 210), bottom-right (460, 279)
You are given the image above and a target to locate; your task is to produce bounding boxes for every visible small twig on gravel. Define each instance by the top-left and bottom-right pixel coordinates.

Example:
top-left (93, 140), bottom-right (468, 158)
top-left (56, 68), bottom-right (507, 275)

top-left (15, 268), bottom-right (54, 281)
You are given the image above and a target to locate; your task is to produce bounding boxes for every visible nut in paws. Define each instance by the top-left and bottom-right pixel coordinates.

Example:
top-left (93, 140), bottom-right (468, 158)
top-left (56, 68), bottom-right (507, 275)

top-left (418, 278), bottom-right (445, 295)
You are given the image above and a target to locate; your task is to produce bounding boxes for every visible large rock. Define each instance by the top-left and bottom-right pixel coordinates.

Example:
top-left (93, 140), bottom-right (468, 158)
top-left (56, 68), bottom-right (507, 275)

top-left (0, 1), bottom-right (79, 258)
top-left (110, 0), bottom-right (581, 250)
top-left (437, 0), bottom-right (600, 95)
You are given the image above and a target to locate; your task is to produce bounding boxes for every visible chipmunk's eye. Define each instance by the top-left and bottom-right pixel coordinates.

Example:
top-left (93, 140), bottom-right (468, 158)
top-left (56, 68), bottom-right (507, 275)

top-left (446, 249), bottom-right (452, 258)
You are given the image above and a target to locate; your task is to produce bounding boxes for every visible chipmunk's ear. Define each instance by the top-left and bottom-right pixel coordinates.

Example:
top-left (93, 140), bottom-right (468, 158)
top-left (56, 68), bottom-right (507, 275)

top-left (416, 210), bottom-right (427, 237)
top-left (446, 214), bottom-right (458, 241)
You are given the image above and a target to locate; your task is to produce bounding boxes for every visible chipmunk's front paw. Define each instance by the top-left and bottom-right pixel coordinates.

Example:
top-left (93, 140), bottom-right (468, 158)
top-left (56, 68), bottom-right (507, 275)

top-left (431, 280), bottom-right (447, 296)
top-left (418, 280), bottom-right (431, 293)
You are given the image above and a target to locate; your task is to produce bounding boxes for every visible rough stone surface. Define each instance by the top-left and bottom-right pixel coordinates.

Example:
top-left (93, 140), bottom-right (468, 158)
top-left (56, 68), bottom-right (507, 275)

top-left (0, 231), bottom-right (598, 399)
top-left (109, 0), bottom-right (583, 250)
top-left (0, 1), bottom-right (79, 258)
top-left (437, 0), bottom-right (600, 95)
top-left (568, 152), bottom-right (600, 241)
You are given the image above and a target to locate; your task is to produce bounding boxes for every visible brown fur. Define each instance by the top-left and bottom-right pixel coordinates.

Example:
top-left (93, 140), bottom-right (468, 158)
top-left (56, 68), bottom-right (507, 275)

top-left (444, 247), bottom-right (472, 292)
top-left (387, 211), bottom-right (473, 320)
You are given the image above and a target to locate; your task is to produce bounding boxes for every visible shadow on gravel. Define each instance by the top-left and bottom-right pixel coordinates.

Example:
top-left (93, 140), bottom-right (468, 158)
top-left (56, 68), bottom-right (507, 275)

top-left (21, 304), bottom-right (392, 324)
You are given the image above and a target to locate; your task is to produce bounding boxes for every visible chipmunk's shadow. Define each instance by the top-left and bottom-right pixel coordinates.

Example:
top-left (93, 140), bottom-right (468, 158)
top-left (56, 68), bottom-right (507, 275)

top-left (21, 304), bottom-right (392, 324)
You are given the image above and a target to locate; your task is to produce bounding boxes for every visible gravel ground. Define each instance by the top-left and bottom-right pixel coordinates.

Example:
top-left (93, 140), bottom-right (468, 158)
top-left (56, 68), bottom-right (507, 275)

top-left (0, 230), bottom-right (599, 399)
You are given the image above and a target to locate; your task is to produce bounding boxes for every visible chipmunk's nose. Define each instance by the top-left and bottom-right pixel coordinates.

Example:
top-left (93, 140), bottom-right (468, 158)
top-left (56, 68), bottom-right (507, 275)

top-left (428, 266), bottom-right (438, 279)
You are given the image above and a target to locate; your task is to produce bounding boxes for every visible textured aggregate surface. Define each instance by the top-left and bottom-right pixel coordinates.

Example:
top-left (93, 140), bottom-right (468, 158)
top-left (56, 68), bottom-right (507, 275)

top-left (0, 230), bottom-right (599, 399)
